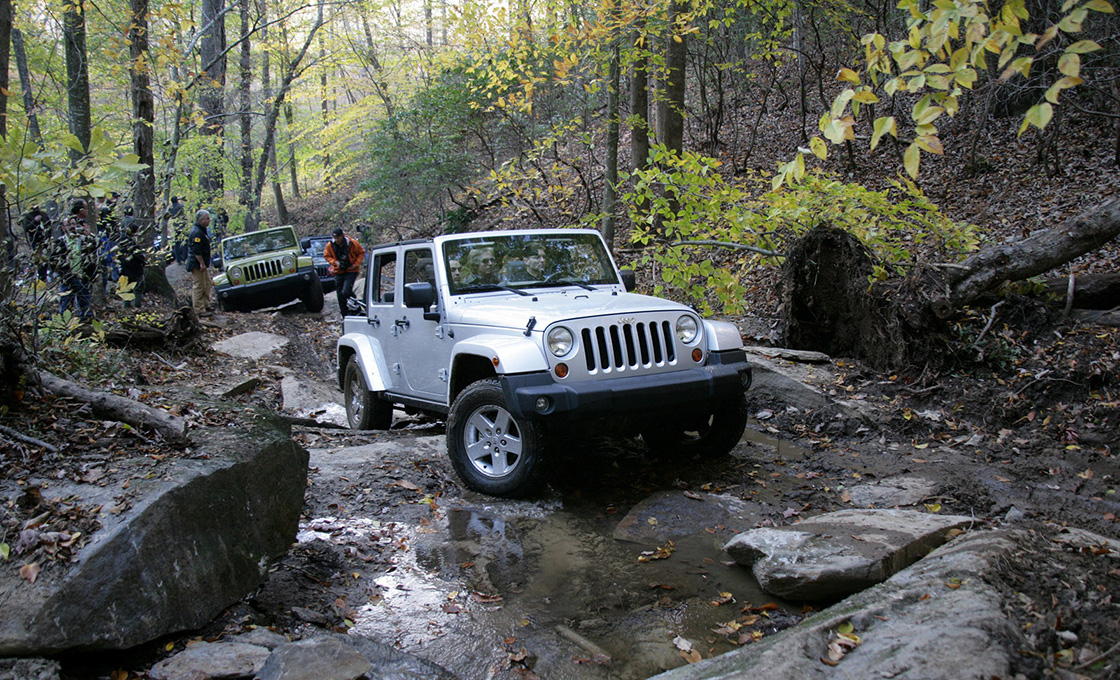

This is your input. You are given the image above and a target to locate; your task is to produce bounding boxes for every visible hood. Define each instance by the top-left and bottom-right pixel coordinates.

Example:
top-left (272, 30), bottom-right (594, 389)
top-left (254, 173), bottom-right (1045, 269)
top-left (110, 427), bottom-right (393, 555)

top-left (446, 288), bottom-right (692, 330)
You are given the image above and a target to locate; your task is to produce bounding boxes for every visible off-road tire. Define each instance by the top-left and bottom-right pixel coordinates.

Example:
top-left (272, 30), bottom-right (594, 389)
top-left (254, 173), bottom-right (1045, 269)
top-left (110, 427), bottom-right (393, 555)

top-left (344, 356), bottom-right (392, 430)
top-left (641, 391), bottom-right (748, 457)
top-left (447, 379), bottom-right (543, 498)
top-left (302, 276), bottom-right (325, 313)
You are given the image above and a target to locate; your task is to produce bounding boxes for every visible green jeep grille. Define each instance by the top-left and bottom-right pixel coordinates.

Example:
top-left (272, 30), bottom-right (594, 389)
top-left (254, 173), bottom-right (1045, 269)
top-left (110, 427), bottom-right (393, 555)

top-left (243, 259), bottom-right (284, 283)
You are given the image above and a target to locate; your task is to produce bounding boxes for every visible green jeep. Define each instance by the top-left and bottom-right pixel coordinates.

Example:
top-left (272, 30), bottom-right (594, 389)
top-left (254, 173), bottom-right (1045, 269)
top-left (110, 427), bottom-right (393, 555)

top-left (213, 225), bottom-right (325, 313)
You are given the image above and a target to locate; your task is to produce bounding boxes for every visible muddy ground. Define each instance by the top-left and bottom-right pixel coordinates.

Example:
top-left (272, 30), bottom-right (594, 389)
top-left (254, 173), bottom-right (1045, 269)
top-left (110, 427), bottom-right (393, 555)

top-left (3, 270), bottom-right (1118, 679)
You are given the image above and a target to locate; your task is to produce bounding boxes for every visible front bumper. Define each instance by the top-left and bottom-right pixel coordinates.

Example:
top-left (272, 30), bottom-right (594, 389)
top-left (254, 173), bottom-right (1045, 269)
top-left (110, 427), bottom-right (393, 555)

top-left (216, 267), bottom-right (317, 306)
top-left (501, 349), bottom-right (752, 420)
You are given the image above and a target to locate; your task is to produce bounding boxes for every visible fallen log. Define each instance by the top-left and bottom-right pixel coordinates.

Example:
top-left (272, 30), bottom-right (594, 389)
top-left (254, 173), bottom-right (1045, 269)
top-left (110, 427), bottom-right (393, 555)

top-left (943, 196), bottom-right (1120, 310)
top-left (103, 307), bottom-right (202, 349)
top-left (780, 196), bottom-right (1120, 370)
top-left (35, 370), bottom-right (189, 445)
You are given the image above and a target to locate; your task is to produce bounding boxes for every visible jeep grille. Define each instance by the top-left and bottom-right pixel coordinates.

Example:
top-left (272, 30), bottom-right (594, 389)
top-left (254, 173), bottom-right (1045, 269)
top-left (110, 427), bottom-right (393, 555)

top-left (555, 314), bottom-right (694, 381)
top-left (243, 259), bottom-right (284, 283)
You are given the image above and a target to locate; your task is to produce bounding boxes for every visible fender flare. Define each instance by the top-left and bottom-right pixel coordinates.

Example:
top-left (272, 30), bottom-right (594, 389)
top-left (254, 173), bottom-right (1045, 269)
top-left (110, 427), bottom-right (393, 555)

top-left (704, 319), bottom-right (744, 352)
top-left (452, 334), bottom-right (549, 375)
top-left (337, 333), bottom-right (392, 392)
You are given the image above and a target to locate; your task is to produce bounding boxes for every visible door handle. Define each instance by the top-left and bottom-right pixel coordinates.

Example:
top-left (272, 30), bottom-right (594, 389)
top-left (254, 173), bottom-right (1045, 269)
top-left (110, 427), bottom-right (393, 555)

top-left (395, 318), bottom-right (410, 329)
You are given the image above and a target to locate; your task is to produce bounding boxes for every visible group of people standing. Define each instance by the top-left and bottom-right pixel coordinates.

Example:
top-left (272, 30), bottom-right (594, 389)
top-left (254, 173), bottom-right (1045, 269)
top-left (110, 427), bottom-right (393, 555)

top-left (22, 195), bottom-right (148, 321)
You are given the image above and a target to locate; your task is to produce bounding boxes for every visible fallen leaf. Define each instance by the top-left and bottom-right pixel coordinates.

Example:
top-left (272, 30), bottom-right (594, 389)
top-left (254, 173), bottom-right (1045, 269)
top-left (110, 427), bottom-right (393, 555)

top-left (925, 503), bottom-right (942, 513)
top-left (683, 491), bottom-right (704, 501)
top-left (20, 562), bottom-right (40, 584)
top-left (471, 592), bottom-right (503, 603)
top-left (393, 480), bottom-right (422, 492)
top-left (441, 603), bottom-right (464, 613)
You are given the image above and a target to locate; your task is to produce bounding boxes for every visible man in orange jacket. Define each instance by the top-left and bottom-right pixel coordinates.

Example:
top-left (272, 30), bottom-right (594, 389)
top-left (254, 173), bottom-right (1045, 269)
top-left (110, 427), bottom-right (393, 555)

top-left (324, 227), bottom-right (365, 315)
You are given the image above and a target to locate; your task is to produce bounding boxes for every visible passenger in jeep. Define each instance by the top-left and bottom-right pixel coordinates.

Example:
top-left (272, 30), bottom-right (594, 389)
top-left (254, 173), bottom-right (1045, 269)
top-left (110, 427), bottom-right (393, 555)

top-left (325, 227), bottom-right (365, 314)
top-left (461, 246), bottom-right (500, 286)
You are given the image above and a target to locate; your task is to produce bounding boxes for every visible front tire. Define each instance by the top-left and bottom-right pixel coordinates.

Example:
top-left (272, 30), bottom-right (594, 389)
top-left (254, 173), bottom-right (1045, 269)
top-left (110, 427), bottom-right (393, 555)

top-left (344, 357), bottom-right (392, 430)
top-left (642, 391), bottom-right (748, 457)
top-left (447, 379), bottom-right (543, 498)
top-left (302, 276), bottom-right (325, 313)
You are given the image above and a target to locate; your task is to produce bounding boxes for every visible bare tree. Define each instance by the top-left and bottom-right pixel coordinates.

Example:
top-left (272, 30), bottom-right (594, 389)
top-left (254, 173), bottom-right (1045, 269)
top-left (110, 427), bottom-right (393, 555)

top-left (258, 0), bottom-right (288, 223)
top-left (12, 29), bottom-right (42, 148)
top-left (199, 0), bottom-right (228, 201)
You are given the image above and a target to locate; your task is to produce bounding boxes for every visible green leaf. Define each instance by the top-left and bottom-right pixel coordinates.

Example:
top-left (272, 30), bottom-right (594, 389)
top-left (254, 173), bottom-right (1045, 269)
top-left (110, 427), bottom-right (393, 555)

top-left (904, 142), bottom-right (921, 178)
top-left (1019, 102), bottom-right (1054, 135)
top-left (1066, 39), bottom-right (1103, 53)
top-left (1083, 0), bottom-right (1114, 12)
top-left (870, 116), bottom-right (897, 152)
top-left (831, 89), bottom-right (856, 118)
top-left (0, 543), bottom-right (9, 560)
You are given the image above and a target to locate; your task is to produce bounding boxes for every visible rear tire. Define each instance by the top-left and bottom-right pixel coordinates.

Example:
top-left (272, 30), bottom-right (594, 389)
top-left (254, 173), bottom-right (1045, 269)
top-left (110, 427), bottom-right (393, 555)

top-left (344, 357), bottom-right (392, 430)
top-left (642, 391), bottom-right (748, 457)
top-left (447, 379), bottom-right (543, 498)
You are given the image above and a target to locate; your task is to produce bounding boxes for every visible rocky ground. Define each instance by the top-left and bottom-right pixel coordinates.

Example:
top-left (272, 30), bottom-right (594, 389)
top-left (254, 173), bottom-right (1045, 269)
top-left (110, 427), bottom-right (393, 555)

top-left (0, 260), bottom-right (1116, 679)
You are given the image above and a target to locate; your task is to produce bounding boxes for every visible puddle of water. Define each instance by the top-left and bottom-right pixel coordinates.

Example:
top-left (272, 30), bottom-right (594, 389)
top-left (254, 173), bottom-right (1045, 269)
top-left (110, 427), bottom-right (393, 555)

top-left (304, 429), bottom-right (809, 679)
top-left (337, 500), bottom-right (789, 679)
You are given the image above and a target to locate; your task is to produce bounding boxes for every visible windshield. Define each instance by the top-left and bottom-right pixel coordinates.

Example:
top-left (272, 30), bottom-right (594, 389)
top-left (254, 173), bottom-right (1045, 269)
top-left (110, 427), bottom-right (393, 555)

top-left (223, 228), bottom-right (298, 261)
top-left (443, 232), bottom-right (618, 295)
top-left (305, 239), bottom-right (329, 259)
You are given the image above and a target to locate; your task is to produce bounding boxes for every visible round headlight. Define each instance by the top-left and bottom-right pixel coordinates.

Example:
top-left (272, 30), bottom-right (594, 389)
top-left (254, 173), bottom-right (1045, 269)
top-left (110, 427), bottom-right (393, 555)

top-left (282, 254), bottom-right (295, 269)
top-left (229, 267), bottom-right (242, 282)
top-left (676, 315), bottom-right (699, 343)
top-left (547, 327), bottom-right (574, 357)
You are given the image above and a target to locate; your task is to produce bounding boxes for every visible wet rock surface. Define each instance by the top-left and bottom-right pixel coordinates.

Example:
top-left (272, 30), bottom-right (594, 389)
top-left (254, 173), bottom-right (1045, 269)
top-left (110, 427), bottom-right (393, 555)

top-left (723, 508), bottom-right (975, 600)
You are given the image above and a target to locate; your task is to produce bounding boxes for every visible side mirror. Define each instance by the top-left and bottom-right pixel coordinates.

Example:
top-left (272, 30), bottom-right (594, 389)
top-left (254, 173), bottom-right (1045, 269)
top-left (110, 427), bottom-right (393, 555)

top-left (620, 269), bottom-right (636, 292)
top-left (404, 282), bottom-right (439, 320)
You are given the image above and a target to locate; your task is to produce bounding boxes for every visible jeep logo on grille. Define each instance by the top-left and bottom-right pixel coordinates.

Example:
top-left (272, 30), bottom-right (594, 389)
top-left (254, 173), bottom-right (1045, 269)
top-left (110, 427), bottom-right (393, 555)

top-left (618, 317), bottom-right (635, 325)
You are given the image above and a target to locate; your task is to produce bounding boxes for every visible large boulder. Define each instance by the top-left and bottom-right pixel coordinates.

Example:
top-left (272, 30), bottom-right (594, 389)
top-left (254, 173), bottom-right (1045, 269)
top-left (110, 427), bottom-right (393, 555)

top-left (654, 529), bottom-right (1021, 680)
top-left (0, 412), bottom-right (308, 655)
top-left (724, 508), bottom-right (973, 601)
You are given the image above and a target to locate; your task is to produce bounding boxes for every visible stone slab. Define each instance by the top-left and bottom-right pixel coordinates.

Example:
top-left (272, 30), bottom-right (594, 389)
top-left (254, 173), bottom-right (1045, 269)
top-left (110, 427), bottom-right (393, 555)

top-left (211, 332), bottom-right (290, 360)
top-left (724, 508), bottom-right (973, 601)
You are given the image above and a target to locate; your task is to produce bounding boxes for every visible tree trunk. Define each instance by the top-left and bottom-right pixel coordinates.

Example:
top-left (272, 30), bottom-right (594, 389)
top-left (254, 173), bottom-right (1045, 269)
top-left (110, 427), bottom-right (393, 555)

top-left (629, 23), bottom-right (649, 173)
top-left (0, 0), bottom-right (10, 301)
top-left (319, 36), bottom-right (331, 189)
top-left (199, 0), bottom-right (227, 202)
top-left (12, 29), bottom-right (42, 148)
top-left (238, 0), bottom-right (253, 208)
top-left (602, 35), bottom-right (620, 252)
top-left (63, 0), bottom-right (91, 166)
top-left (360, 8), bottom-right (394, 117)
top-left (657, 0), bottom-right (687, 154)
top-left (279, 11), bottom-right (301, 198)
top-left (130, 0), bottom-right (156, 241)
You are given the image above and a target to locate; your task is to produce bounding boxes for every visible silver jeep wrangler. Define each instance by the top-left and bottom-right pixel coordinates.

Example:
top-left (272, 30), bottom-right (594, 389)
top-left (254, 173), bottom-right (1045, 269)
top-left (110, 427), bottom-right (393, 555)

top-left (336, 229), bottom-right (752, 498)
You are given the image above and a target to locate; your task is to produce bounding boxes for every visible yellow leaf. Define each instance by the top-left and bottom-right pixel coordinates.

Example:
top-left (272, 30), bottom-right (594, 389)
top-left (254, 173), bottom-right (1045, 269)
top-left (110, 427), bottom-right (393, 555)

top-left (925, 503), bottom-right (942, 513)
top-left (904, 142), bottom-right (921, 178)
top-left (809, 136), bottom-right (828, 160)
top-left (837, 67), bottom-right (861, 83)
top-left (838, 621), bottom-right (854, 635)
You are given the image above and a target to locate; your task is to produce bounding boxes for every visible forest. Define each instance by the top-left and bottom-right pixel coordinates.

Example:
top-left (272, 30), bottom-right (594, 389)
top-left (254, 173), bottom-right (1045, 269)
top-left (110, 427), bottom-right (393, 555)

top-left (0, 0), bottom-right (1115, 398)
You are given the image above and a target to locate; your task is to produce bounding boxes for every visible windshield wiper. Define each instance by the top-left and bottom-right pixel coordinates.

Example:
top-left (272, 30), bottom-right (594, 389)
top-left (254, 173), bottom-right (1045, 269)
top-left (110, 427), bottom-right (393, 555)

top-left (457, 283), bottom-right (531, 296)
top-left (538, 279), bottom-right (596, 291)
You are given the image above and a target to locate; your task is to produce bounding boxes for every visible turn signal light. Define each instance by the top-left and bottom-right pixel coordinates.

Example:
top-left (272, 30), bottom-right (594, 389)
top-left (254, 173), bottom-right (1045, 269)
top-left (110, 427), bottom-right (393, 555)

top-left (692, 348), bottom-right (703, 363)
top-left (554, 363), bottom-right (569, 378)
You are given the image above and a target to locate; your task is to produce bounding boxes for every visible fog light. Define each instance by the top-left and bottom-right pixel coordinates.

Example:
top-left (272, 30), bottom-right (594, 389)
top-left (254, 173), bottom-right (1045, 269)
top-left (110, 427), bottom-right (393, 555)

top-left (692, 348), bottom-right (704, 362)
top-left (535, 397), bottom-right (551, 412)
top-left (554, 363), bottom-right (569, 378)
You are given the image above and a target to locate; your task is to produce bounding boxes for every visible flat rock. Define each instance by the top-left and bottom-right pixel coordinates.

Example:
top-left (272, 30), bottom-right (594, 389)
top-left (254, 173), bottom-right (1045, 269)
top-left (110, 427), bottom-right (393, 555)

top-left (744, 354), bottom-right (874, 423)
top-left (212, 332), bottom-right (290, 360)
top-left (724, 508), bottom-right (973, 601)
top-left (612, 491), bottom-right (759, 544)
top-left (225, 628), bottom-right (290, 650)
top-left (0, 412), bottom-right (308, 655)
top-left (256, 637), bottom-right (371, 680)
top-left (744, 345), bottom-right (832, 363)
top-left (653, 530), bottom-right (1020, 680)
top-left (847, 476), bottom-right (939, 508)
top-left (149, 641), bottom-right (271, 680)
